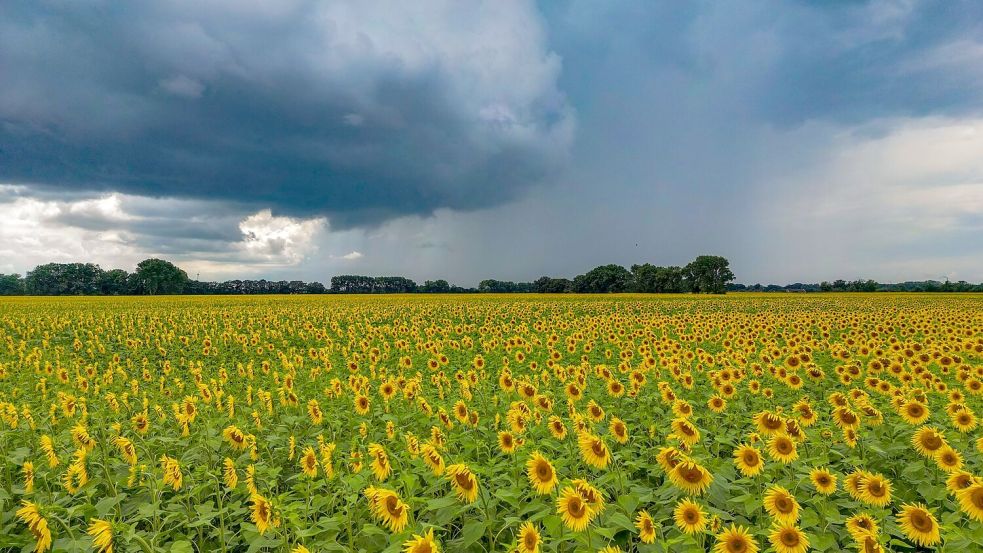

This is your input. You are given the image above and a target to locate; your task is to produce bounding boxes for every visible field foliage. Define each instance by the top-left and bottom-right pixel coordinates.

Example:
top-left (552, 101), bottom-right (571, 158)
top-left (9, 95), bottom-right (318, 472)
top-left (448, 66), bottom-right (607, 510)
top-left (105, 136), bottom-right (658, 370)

top-left (0, 294), bottom-right (981, 553)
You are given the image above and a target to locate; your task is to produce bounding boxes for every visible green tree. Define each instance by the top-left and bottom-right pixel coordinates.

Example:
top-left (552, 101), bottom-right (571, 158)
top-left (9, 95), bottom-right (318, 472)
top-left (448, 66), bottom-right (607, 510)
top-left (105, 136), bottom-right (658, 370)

top-left (0, 273), bottom-right (24, 295)
top-left (132, 258), bottom-right (188, 295)
top-left (683, 255), bottom-right (735, 294)
top-left (631, 264), bottom-right (686, 293)
top-left (100, 269), bottom-right (131, 295)
top-left (572, 264), bottom-right (633, 293)
top-left (421, 279), bottom-right (451, 293)
top-left (25, 263), bottom-right (105, 295)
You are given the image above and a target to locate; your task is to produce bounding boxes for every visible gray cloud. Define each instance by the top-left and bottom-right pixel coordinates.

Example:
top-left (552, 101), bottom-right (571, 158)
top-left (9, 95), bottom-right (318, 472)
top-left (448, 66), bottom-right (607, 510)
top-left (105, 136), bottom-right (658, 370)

top-left (0, 1), bottom-right (573, 227)
top-left (1, 1), bottom-right (982, 285)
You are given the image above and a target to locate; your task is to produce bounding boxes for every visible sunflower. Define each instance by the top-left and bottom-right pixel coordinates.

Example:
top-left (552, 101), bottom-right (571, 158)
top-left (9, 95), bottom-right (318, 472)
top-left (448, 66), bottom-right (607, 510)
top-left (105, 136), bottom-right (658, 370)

top-left (587, 400), bottom-right (605, 422)
top-left (767, 435), bottom-right (798, 464)
top-left (557, 486), bottom-right (594, 532)
top-left (657, 446), bottom-right (685, 472)
top-left (733, 444), bottom-right (764, 477)
top-left (935, 445), bottom-right (963, 473)
top-left (87, 519), bottom-right (114, 553)
top-left (223, 458), bottom-right (238, 489)
top-left (609, 417), bottom-right (629, 444)
top-left (113, 437), bottom-right (137, 466)
top-left (71, 424), bottom-right (96, 452)
top-left (844, 469), bottom-right (869, 500)
top-left (668, 461), bottom-right (713, 495)
top-left (857, 535), bottom-right (883, 553)
top-left (858, 474), bottom-right (892, 507)
top-left (636, 509), bottom-right (657, 543)
top-left (131, 413), bottom-right (150, 435)
top-left (896, 503), bottom-right (941, 547)
top-left (223, 424), bottom-right (251, 451)
top-left (558, 481), bottom-right (600, 518)
top-left (40, 436), bottom-right (59, 468)
top-left (956, 482), bottom-right (983, 521)
top-left (499, 431), bottom-right (520, 454)
top-left (946, 470), bottom-right (975, 494)
top-left (577, 433), bottom-right (612, 470)
top-left (403, 528), bottom-right (439, 553)
top-left (548, 416), bottom-right (567, 439)
top-left (292, 546), bottom-right (311, 553)
top-left (371, 488), bottom-right (410, 533)
top-left (672, 418), bottom-right (701, 446)
top-left (250, 493), bottom-right (274, 535)
top-left (368, 443), bottom-right (391, 481)
top-left (454, 400), bottom-right (469, 422)
top-left (911, 426), bottom-right (946, 458)
top-left (769, 524), bottom-right (808, 553)
top-left (160, 455), bottom-right (182, 491)
top-left (300, 446), bottom-right (318, 478)
top-left (833, 407), bottom-right (860, 430)
top-left (952, 408), bottom-right (977, 432)
top-left (845, 513), bottom-right (879, 542)
top-left (526, 452), bottom-right (558, 495)
top-left (755, 411), bottom-right (785, 435)
top-left (446, 463), bottom-right (479, 503)
top-left (16, 501), bottom-right (52, 553)
top-left (900, 400), bottom-right (930, 425)
top-left (763, 486), bottom-right (800, 524)
top-left (22, 461), bottom-right (34, 493)
top-left (708, 395), bottom-right (727, 413)
top-left (673, 498), bottom-right (707, 535)
top-left (517, 521), bottom-right (541, 553)
top-left (810, 468), bottom-right (837, 495)
top-left (354, 394), bottom-right (370, 415)
top-left (714, 524), bottom-right (759, 553)
top-left (420, 444), bottom-right (445, 476)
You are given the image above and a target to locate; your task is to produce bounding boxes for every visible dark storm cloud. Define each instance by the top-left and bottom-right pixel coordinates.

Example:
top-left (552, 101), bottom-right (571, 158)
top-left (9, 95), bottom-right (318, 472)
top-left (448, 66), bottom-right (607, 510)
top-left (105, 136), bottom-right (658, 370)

top-left (546, 0), bottom-right (983, 126)
top-left (0, 1), bottom-right (572, 227)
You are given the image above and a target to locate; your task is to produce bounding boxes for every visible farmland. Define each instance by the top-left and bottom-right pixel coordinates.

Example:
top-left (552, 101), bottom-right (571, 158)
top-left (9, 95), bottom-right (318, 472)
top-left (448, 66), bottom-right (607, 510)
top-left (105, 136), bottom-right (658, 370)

top-left (1, 293), bottom-right (981, 553)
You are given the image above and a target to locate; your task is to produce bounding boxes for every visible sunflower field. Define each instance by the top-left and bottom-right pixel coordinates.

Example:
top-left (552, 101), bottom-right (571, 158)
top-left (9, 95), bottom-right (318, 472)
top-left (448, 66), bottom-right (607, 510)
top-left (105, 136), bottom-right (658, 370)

top-left (0, 294), bottom-right (981, 553)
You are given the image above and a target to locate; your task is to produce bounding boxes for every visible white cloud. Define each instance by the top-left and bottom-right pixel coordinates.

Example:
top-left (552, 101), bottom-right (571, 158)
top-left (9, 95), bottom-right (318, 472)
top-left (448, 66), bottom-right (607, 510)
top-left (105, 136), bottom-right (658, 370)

top-left (0, 191), bottom-right (144, 273)
top-left (341, 251), bottom-right (363, 260)
top-left (746, 117), bottom-right (983, 282)
top-left (0, 188), bottom-right (329, 278)
top-left (237, 209), bottom-right (326, 264)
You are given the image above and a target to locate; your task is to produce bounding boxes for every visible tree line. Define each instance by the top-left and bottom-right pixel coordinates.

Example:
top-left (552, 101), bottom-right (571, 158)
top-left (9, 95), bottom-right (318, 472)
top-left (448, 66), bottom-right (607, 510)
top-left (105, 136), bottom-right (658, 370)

top-left (0, 255), bottom-right (737, 295)
top-left (729, 279), bottom-right (983, 293)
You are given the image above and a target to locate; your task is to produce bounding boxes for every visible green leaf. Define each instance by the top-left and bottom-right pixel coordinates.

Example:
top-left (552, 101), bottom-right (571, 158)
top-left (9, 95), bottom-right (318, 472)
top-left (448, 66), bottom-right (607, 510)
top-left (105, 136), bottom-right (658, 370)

top-left (606, 512), bottom-right (635, 533)
top-left (458, 520), bottom-right (487, 548)
top-left (169, 541), bottom-right (194, 553)
top-left (95, 493), bottom-right (127, 517)
top-left (425, 497), bottom-right (459, 511)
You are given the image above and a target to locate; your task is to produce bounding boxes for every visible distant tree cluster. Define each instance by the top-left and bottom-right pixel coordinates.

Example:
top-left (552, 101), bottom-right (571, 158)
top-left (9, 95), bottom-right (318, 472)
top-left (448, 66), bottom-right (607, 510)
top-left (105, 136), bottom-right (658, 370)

top-left (1, 255), bottom-right (978, 296)
top-left (0, 254), bottom-right (741, 296)
top-left (0, 259), bottom-right (192, 296)
top-left (728, 279), bottom-right (983, 293)
top-left (0, 259), bottom-right (330, 296)
top-left (525, 255), bottom-right (736, 294)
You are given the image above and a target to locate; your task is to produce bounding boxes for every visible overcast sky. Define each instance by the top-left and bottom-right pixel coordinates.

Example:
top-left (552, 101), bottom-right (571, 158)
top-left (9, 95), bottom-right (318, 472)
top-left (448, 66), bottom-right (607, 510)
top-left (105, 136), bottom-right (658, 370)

top-left (2, 0), bottom-right (982, 285)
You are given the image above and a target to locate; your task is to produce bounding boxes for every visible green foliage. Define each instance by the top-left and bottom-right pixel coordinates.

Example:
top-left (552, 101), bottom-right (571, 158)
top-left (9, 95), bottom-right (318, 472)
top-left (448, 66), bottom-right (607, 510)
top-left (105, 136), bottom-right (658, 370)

top-left (132, 258), bottom-right (190, 295)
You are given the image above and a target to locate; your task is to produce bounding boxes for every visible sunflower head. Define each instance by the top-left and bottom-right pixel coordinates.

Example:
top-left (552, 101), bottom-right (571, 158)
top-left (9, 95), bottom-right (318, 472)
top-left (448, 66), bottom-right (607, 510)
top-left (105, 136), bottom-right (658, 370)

top-left (896, 503), bottom-right (941, 548)
top-left (673, 499), bottom-right (707, 535)
top-left (768, 523), bottom-right (809, 553)
top-left (517, 521), bottom-right (540, 553)
top-left (556, 486), bottom-right (594, 532)
top-left (526, 452), bottom-right (558, 495)
top-left (714, 524), bottom-right (759, 553)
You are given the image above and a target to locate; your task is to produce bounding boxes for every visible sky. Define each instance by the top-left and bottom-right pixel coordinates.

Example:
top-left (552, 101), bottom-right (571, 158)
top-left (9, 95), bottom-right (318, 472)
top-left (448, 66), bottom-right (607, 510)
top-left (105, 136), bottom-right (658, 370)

top-left (1, 0), bottom-right (982, 285)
